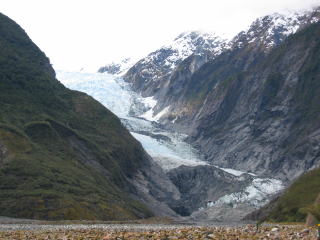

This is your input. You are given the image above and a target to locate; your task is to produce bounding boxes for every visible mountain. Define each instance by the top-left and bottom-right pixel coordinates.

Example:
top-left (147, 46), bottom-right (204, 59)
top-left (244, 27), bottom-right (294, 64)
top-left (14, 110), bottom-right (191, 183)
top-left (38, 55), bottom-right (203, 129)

top-left (57, 70), bottom-right (286, 221)
top-left (0, 12), bottom-right (179, 220)
top-left (230, 10), bottom-right (319, 50)
top-left (124, 8), bottom-right (320, 180)
top-left (178, 9), bottom-right (320, 181)
top-left (123, 31), bottom-right (228, 97)
top-left (122, 11), bottom-right (320, 123)
top-left (121, 7), bottom-right (320, 222)
top-left (98, 58), bottom-right (136, 75)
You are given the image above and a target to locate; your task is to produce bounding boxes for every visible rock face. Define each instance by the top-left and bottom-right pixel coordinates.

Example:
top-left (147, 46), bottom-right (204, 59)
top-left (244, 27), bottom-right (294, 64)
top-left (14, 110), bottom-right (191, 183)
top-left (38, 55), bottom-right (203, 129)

top-left (124, 7), bottom-right (320, 182)
top-left (123, 31), bottom-right (228, 101)
top-left (166, 165), bottom-right (252, 216)
top-left (98, 58), bottom-right (135, 75)
top-left (181, 11), bottom-right (320, 181)
top-left (0, 13), bottom-right (178, 220)
top-left (119, 7), bottom-right (320, 222)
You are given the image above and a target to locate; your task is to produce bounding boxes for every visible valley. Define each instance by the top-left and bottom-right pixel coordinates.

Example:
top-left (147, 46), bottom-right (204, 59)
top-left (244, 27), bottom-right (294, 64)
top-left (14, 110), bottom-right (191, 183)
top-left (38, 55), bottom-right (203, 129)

top-left (0, 2), bottom-right (320, 238)
top-left (57, 70), bottom-right (285, 221)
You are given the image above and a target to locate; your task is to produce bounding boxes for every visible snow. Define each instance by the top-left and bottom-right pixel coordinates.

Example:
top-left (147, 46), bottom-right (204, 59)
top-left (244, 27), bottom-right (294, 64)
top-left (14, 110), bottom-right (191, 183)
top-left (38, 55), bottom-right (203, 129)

top-left (139, 96), bottom-right (157, 109)
top-left (139, 31), bottom-right (227, 73)
top-left (232, 9), bottom-right (320, 50)
top-left (138, 96), bottom-right (159, 122)
top-left (99, 57), bottom-right (137, 75)
top-left (217, 167), bottom-right (246, 177)
top-left (57, 71), bottom-right (132, 118)
top-left (172, 117), bottom-right (178, 124)
top-left (57, 71), bottom-right (207, 171)
top-left (164, 31), bottom-right (226, 67)
top-left (131, 132), bottom-right (207, 171)
top-left (215, 166), bottom-right (257, 177)
top-left (140, 103), bottom-right (170, 122)
top-left (140, 109), bottom-right (155, 122)
top-left (117, 57), bottom-right (137, 74)
top-left (154, 106), bottom-right (170, 121)
top-left (208, 178), bottom-right (284, 208)
top-left (57, 70), bottom-right (284, 208)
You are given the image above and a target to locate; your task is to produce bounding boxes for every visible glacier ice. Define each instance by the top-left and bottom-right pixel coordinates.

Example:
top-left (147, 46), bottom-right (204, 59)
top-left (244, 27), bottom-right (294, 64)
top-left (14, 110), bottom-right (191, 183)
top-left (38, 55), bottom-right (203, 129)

top-left (57, 70), bottom-right (207, 170)
top-left (57, 70), bottom-right (284, 207)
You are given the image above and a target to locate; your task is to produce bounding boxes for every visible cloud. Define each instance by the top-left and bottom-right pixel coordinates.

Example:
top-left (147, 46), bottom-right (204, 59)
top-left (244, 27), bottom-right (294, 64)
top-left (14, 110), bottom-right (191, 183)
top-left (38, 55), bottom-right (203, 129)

top-left (1, 0), bottom-right (319, 71)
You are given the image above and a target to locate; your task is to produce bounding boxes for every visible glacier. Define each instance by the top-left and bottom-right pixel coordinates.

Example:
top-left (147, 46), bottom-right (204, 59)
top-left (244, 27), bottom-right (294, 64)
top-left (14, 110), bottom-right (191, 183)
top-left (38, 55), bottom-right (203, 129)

top-left (57, 70), bottom-right (284, 210)
top-left (57, 70), bottom-right (207, 170)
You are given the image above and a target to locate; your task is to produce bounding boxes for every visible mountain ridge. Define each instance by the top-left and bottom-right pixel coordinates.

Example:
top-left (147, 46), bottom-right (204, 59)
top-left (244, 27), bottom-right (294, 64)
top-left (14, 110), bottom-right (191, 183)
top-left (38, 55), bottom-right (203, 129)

top-left (120, 7), bottom-right (320, 222)
top-left (0, 12), bottom-right (179, 220)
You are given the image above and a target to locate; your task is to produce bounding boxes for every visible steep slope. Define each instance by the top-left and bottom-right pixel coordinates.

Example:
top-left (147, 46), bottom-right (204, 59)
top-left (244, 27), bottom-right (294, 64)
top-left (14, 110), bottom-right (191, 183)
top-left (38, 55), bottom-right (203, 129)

top-left (123, 10), bottom-right (320, 124)
top-left (246, 167), bottom-right (320, 223)
top-left (0, 12), bottom-right (176, 220)
top-left (155, 8), bottom-right (320, 126)
top-left (187, 18), bottom-right (320, 181)
top-left (133, 8), bottom-right (320, 181)
top-left (123, 31), bottom-right (227, 99)
top-left (57, 71), bottom-right (285, 221)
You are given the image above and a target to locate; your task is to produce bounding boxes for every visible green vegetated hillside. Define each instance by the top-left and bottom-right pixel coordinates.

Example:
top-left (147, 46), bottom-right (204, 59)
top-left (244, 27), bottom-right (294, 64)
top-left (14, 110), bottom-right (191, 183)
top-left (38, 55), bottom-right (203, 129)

top-left (0, 13), bottom-right (153, 220)
top-left (265, 167), bottom-right (320, 223)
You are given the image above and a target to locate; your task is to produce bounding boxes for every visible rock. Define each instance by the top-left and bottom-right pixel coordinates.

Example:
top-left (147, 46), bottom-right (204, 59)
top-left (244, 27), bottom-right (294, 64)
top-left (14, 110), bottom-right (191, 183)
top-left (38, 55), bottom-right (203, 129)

top-left (168, 236), bottom-right (179, 240)
top-left (300, 228), bottom-right (310, 236)
top-left (207, 233), bottom-right (216, 239)
top-left (271, 227), bottom-right (280, 232)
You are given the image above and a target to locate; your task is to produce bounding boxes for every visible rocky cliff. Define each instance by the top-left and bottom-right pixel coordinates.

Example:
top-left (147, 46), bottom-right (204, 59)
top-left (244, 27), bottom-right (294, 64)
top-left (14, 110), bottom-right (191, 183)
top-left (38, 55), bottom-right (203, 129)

top-left (123, 31), bottom-right (228, 102)
top-left (119, 8), bottom-right (320, 222)
top-left (124, 8), bottom-right (320, 182)
top-left (181, 11), bottom-right (320, 181)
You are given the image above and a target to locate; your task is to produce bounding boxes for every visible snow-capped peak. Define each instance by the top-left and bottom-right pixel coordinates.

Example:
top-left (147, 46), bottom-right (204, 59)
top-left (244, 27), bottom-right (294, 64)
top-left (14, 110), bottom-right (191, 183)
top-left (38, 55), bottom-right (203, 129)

top-left (160, 31), bottom-right (227, 69)
top-left (232, 7), bottom-right (320, 50)
top-left (135, 31), bottom-right (227, 75)
top-left (98, 57), bottom-right (137, 75)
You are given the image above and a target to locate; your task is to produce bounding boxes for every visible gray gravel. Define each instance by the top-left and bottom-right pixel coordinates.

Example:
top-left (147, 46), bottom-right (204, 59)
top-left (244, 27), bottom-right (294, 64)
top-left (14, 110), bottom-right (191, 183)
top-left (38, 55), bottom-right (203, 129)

top-left (0, 223), bottom-right (194, 232)
top-left (0, 216), bottom-right (249, 232)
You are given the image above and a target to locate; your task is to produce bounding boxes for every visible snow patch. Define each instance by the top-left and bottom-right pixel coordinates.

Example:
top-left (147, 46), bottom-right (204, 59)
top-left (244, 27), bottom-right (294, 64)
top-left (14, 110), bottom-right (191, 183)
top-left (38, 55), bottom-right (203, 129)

top-left (138, 31), bottom-right (228, 74)
top-left (208, 178), bottom-right (284, 208)
top-left (139, 96), bottom-right (157, 109)
top-left (217, 167), bottom-right (246, 176)
top-left (232, 8), bottom-right (320, 50)
top-left (140, 106), bottom-right (170, 122)
top-left (154, 106), bottom-right (170, 121)
top-left (215, 166), bottom-right (257, 177)
top-left (99, 57), bottom-right (137, 75)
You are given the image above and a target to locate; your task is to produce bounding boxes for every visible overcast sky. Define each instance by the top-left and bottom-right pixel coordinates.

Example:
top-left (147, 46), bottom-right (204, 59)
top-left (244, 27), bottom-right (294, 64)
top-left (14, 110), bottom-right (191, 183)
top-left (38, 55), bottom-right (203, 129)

top-left (1, 0), bottom-right (319, 71)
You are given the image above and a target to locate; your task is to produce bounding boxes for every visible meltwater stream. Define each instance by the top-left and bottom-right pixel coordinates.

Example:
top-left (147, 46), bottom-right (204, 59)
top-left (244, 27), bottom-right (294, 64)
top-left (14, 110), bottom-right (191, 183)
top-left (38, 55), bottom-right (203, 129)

top-left (57, 71), bottom-right (207, 171)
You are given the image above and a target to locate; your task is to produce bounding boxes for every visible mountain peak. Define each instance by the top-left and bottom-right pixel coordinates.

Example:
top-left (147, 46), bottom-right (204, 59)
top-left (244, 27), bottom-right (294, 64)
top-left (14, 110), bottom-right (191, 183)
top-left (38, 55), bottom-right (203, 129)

top-left (168, 31), bottom-right (226, 57)
top-left (174, 30), bottom-right (219, 40)
top-left (142, 31), bottom-right (227, 72)
top-left (231, 7), bottom-right (320, 50)
top-left (98, 57), bottom-right (137, 75)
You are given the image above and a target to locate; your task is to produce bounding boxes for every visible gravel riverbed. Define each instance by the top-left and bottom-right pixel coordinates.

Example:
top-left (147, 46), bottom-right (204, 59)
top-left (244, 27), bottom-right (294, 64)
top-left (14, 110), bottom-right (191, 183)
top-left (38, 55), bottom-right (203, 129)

top-left (0, 221), bottom-right (318, 239)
